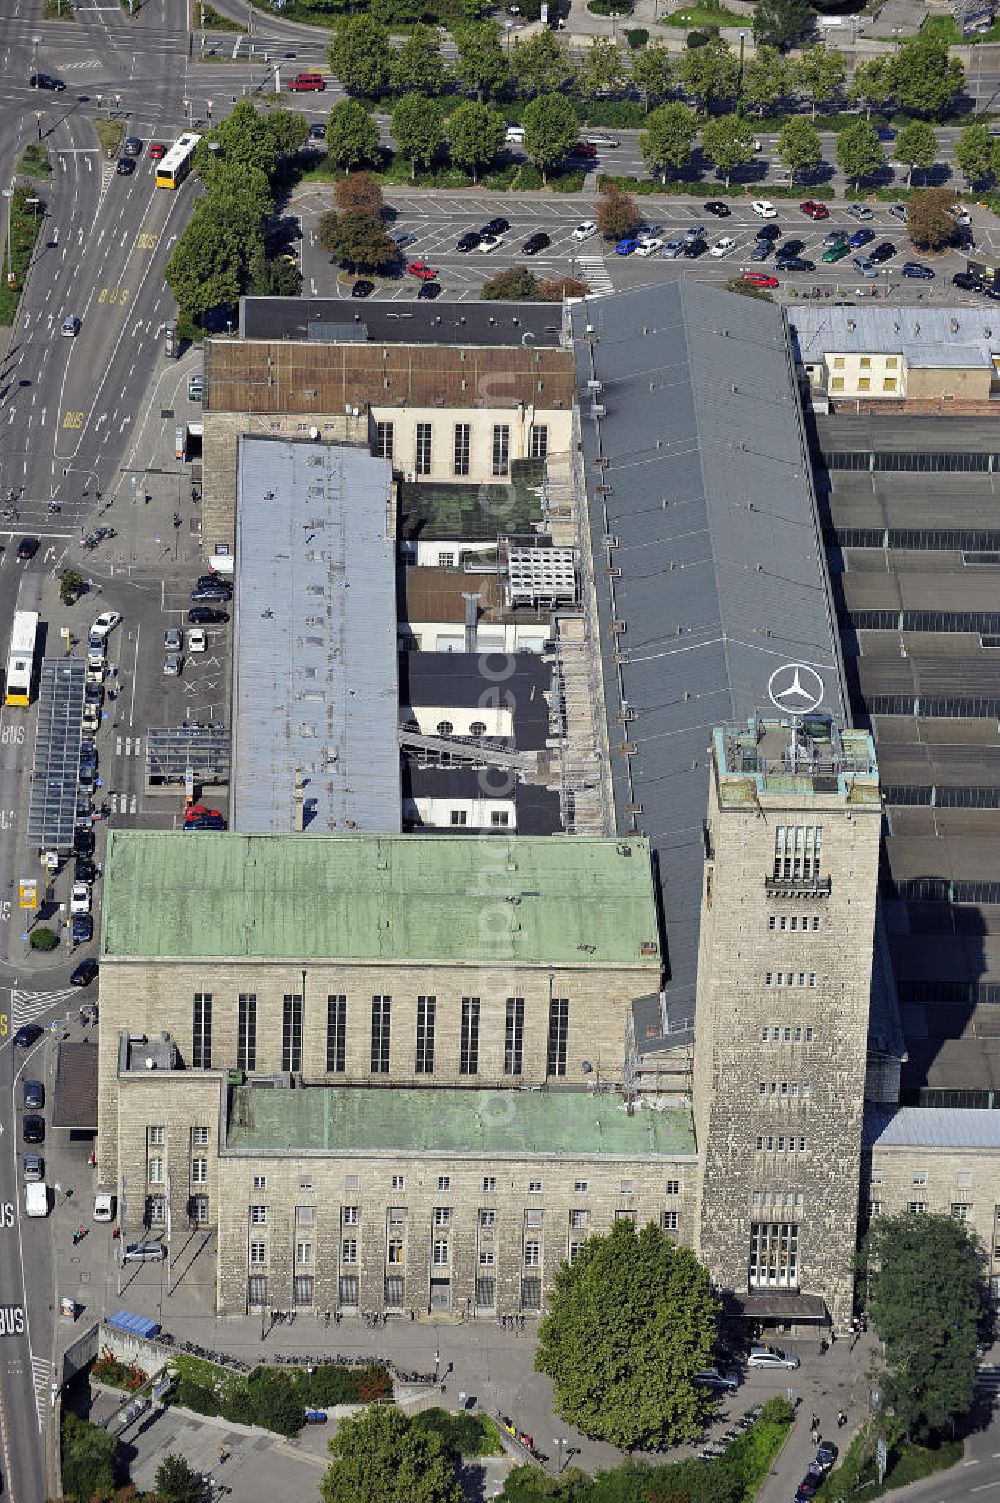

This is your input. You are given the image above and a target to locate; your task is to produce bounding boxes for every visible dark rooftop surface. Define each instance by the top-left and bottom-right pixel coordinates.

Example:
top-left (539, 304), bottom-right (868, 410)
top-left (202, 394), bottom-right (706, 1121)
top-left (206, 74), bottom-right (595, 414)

top-left (52, 1040), bottom-right (98, 1130)
top-left (402, 761), bottom-right (562, 836)
top-left (399, 652), bottom-right (553, 751)
top-left (399, 462), bottom-right (545, 542)
top-left (239, 297), bottom-right (565, 348)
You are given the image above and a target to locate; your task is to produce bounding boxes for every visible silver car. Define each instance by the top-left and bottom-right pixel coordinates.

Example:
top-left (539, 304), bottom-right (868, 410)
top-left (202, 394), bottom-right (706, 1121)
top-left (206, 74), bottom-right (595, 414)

top-left (660, 240), bottom-right (683, 259)
top-left (163, 653), bottom-right (183, 677)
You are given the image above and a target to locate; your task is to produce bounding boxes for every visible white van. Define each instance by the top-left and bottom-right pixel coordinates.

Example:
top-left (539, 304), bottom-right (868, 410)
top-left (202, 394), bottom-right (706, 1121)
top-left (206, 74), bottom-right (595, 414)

top-left (505, 124), bottom-right (525, 144)
top-left (25, 1182), bottom-right (49, 1218)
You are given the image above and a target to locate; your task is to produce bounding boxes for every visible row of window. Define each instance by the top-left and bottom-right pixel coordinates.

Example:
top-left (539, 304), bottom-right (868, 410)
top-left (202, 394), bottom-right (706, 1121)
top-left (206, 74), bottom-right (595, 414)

top-left (755, 1136), bottom-right (809, 1153)
top-left (832, 355), bottom-right (899, 370)
top-left (146, 1195), bottom-right (208, 1226)
top-left (758, 1081), bottom-right (812, 1099)
top-left (148, 1126), bottom-right (209, 1146)
top-left (373, 421), bottom-right (549, 476)
top-left (773, 826), bottom-right (823, 882)
top-left (246, 1181), bottom-right (682, 1228)
top-left (204, 994), bottom-right (570, 1078)
top-left (148, 1157), bottom-right (207, 1184)
top-left (761, 1026), bottom-right (815, 1043)
top-left (829, 376), bottom-right (898, 394)
top-left (246, 1173), bottom-right (681, 1197)
top-left (245, 1273), bottom-right (547, 1312)
top-left (767, 915), bottom-right (822, 933)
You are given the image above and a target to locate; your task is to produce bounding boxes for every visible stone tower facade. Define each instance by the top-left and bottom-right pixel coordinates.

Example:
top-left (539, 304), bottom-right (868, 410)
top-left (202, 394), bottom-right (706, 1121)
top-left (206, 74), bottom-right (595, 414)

top-left (693, 716), bottom-right (882, 1325)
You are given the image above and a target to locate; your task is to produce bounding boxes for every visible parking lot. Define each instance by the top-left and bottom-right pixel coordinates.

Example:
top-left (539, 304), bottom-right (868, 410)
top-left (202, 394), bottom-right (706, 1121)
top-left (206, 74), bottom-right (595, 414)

top-left (292, 184), bottom-right (999, 307)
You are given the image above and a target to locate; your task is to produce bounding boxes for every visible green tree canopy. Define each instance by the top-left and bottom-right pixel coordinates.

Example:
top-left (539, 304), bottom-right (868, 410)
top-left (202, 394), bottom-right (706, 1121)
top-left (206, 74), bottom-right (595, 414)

top-left (862, 1212), bottom-right (986, 1440)
top-left (849, 55), bottom-right (895, 118)
top-left (319, 210), bottom-right (397, 271)
top-left (447, 100), bottom-right (505, 181)
top-left (578, 38), bottom-right (625, 99)
top-left (954, 121), bottom-right (997, 187)
top-left (195, 100), bottom-right (278, 180)
top-left (742, 46), bottom-right (794, 115)
top-left (639, 101), bottom-right (699, 183)
top-left (521, 93), bottom-right (578, 183)
top-left (893, 120), bottom-right (938, 186)
top-left (392, 24), bottom-right (448, 96)
top-left (392, 93), bottom-right (446, 177)
top-left (326, 99), bottom-right (381, 171)
top-left (906, 186), bottom-right (961, 250)
top-left (630, 45), bottom-right (672, 110)
top-left (794, 43), bottom-right (845, 118)
top-left (776, 115), bottom-right (823, 185)
top-left (751, 0), bottom-right (810, 51)
top-left (453, 21), bottom-right (511, 101)
top-left (701, 112), bottom-right (758, 186)
top-left (676, 36), bottom-right (739, 112)
top-left (329, 15), bottom-right (392, 97)
top-left (320, 1403), bottom-right (462, 1503)
top-left (481, 266), bottom-right (542, 300)
top-left (889, 35), bottom-right (964, 119)
top-left (511, 30), bottom-right (577, 95)
top-left (535, 1219), bottom-right (720, 1449)
top-left (835, 116), bottom-right (883, 188)
top-left (266, 107), bottom-right (309, 157)
top-left (61, 1414), bottom-right (116, 1503)
top-left (154, 1453), bottom-right (206, 1503)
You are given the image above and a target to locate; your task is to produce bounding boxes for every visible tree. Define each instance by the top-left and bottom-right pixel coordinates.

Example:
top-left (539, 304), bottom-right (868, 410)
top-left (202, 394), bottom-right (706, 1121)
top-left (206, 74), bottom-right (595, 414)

top-left (521, 94), bottom-right (578, 184)
top-left (328, 15), bottom-right (391, 98)
top-left (325, 100), bottom-right (380, 172)
top-left (164, 207), bottom-right (246, 319)
top-left (849, 56), bottom-right (895, 119)
top-left (391, 25), bottom-right (448, 96)
top-left (196, 100), bottom-right (280, 180)
top-left (539, 275), bottom-right (590, 301)
top-left (862, 1212), bottom-right (986, 1440)
top-left (391, 94), bottom-right (446, 178)
top-left (676, 36), bottom-right (739, 113)
top-left (794, 44), bottom-right (845, 119)
top-left (536, 1220), bottom-right (720, 1449)
top-left (742, 46), bottom-right (794, 116)
top-left (447, 101), bottom-right (505, 182)
top-left (320, 1403), bottom-right (462, 1503)
top-left (154, 1454), bottom-right (206, 1503)
top-left (578, 38), bottom-right (624, 100)
top-left (836, 117), bottom-right (883, 189)
top-left (906, 186), bottom-right (960, 249)
top-left (265, 108), bottom-right (309, 158)
top-left (30, 927), bottom-right (59, 951)
top-left (640, 101), bottom-right (699, 183)
top-left (954, 121), bottom-right (997, 188)
top-left (701, 113), bottom-right (758, 187)
top-left (777, 116), bottom-right (822, 185)
top-left (60, 1414), bottom-right (116, 1503)
top-left (893, 120), bottom-right (938, 187)
top-left (751, 0), bottom-right (810, 51)
top-left (452, 21), bottom-right (510, 102)
top-left (511, 30), bottom-right (576, 96)
top-left (320, 210), bottom-right (396, 271)
top-left (630, 45), bottom-right (672, 111)
top-left (59, 568), bottom-right (85, 604)
top-left (890, 35), bottom-right (964, 120)
top-left (334, 171), bottom-right (383, 218)
top-left (481, 266), bottom-right (542, 300)
top-left (596, 183), bottom-right (639, 240)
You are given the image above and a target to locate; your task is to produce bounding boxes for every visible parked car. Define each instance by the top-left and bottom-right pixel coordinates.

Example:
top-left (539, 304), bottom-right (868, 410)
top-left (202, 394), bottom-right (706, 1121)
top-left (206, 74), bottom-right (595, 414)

top-left (693, 1368), bottom-right (740, 1392)
top-left (406, 261), bottom-right (437, 280)
top-left (876, 126), bottom-right (896, 142)
top-left (799, 200), bottom-right (829, 220)
top-left (391, 231), bottom-right (416, 249)
top-left (705, 200), bottom-right (731, 217)
top-left (94, 1192), bottom-right (116, 1223)
top-left (188, 374), bottom-right (204, 401)
top-left (417, 282), bottom-right (441, 300)
top-left (848, 228), bottom-right (875, 249)
top-left (659, 240), bottom-right (684, 259)
top-left (90, 611), bottom-right (122, 639)
top-left (749, 241), bottom-right (772, 263)
top-left (23, 1115), bottom-right (44, 1145)
top-left (748, 1345), bottom-right (800, 1370)
top-left (710, 236), bottom-right (737, 258)
top-left (775, 256), bottom-right (815, 272)
top-left (74, 857), bottom-right (97, 884)
top-left (456, 231), bottom-right (482, 252)
top-left (755, 224), bottom-right (781, 242)
top-left (814, 1442), bottom-right (838, 1472)
top-left (351, 280), bottom-right (374, 298)
top-left (823, 231), bottom-right (848, 248)
top-left (681, 238), bottom-right (707, 258)
top-left (636, 237), bottom-right (664, 257)
top-left (585, 135), bottom-right (619, 149)
top-left (23, 1080), bottom-right (44, 1111)
top-left (821, 244), bottom-right (850, 263)
top-left (684, 224), bottom-right (706, 243)
top-left (72, 913), bottom-right (93, 944)
top-left (308, 122), bottom-right (326, 141)
top-left (953, 271), bottom-right (981, 290)
top-left (751, 200), bottom-right (778, 218)
top-left (570, 142), bottom-right (597, 158)
top-left (191, 585), bottom-right (231, 602)
top-left (888, 202), bottom-right (907, 221)
top-left (164, 627), bottom-right (183, 652)
top-left (902, 261), bottom-right (934, 278)
top-left (478, 234), bottom-right (505, 253)
top-left (870, 240), bottom-right (896, 263)
top-left (188, 607), bottom-right (229, 625)
top-left (70, 958), bottom-right (99, 987)
top-left (23, 1154), bottom-right (44, 1182)
top-left (741, 272), bottom-right (779, 289)
top-left (16, 538), bottom-right (39, 561)
top-left (847, 203), bottom-right (873, 220)
top-left (70, 881), bottom-right (91, 915)
top-left (521, 232), bottom-right (550, 255)
top-left (187, 628), bottom-right (207, 653)
top-left (163, 653), bottom-right (183, 677)
top-left (14, 1025), bottom-right (42, 1048)
top-left (481, 217), bottom-right (510, 236)
top-left (572, 221), bottom-right (597, 241)
top-left (796, 1475), bottom-right (821, 1502)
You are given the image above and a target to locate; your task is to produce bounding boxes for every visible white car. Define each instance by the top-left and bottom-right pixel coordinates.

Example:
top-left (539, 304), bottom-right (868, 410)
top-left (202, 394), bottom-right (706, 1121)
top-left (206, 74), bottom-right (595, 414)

top-left (747, 1344), bottom-right (800, 1370)
top-left (752, 200), bottom-right (777, 219)
top-left (89, 611), bottom-right (122, 639)
top-left (70, 881), bottom-right (91, 915)
top-left (61, 315), bottom-right (79, 337)
top-left (82, 705), bottom-right (100, 735)
top-left (572, 221), bottom-right (597, 241)
top-left (187, 627), bottom-right (207, 653)
top-left (710, 236), bottom-right (737, 258)
top-left (94, 1192), bottom-right (116, 1223)
top-left (636, 237), bottom-right (664, 257)
top-left (478, 235), bottom-right (505, 253)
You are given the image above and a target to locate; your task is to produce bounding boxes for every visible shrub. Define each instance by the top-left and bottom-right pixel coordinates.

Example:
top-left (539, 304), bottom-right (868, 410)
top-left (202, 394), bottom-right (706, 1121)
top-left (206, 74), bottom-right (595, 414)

top-left (60, 569), bottom-right (85, 604)
top-left (625, 26), bottom-right (649, 46)
top-left (514, 162), bottom-right (544, 190)
top-left (175, 1377), bottom-right (220, 1415)
top-left (413, 1407), bottom-right (504, 1458)
top-left (551, 170), bottom-right (585, 192)
top-left (687, 27), bottom-right (715, 45)
top-left (30, 928), bottom-right (59, 952)
top-left (61, 1412), bottom-right (116, 1503)
top-left (92, 1350), bottom-right (147, 1391)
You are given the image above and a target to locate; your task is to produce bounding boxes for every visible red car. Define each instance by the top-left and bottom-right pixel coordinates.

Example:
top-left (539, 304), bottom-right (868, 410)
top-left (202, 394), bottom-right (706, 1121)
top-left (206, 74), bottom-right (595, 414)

top-left (742, 272), bottom-right (779, 289)
top-left (148, 142), bottom-right (166, 160)
top-left (407, 261), bottom-right (437, 280)
top-left (184, 804), bottom-right (223, 822)
top-left (799, 200), bottom-right (829, 220)
top-left (570, 142), bottom-right (598, 158)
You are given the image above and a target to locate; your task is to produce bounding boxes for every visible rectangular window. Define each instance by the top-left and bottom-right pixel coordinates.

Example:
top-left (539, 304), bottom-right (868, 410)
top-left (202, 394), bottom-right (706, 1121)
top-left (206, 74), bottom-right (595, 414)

top-left (505, 997), bottom-right (524, 1076)
top-left (831, 377), bottom-right (845, 392)
top-left (237, 993), bottom-right (257, 1071)
top-left (483, 1177), bottom-right (496, 1193)
top-left (387, 1238), bottom-right (403, 1265)
top-left (530, 424), bottom-right (549, 460)
top-left (492, 423), bottom-right (510, 477)
top-left (857, 377), bottom-right (871, 392)
top-left (450, 810), bottom-right (468, 827)
top-left (528, 1179), bottom-right (542, 1194)
top-left (883, 377), bottom-right (897, 393)
top-left (476, 1277), bottom-right (496, 1309)
top-left (569, 1241), bottom-right (585, 1264)
top-left (296, 1241), bottom-right (313, 1265)
top-left (453, 422), bottom-right (471, 476)
top-left (250, 1205), bottom-right (268, 1226)
top-left (662, 1211), bottom-right (679, 1232)
top-left (521, 1277), bottom-right (541, 1310)
top-left (192, 1196), bottom-right (209, 1226)
top-left (909, 1202), bottom-right (926, 1215)
top-left (148, 1126), bottom-right (165, 1147)
top-left (371, 995), bottom-right (391, 1074)
top-left (437, 1176), bottom-right (451, 1192)
top-left (296, 1205), bottom-right (315, 1226)
top-left (375, 421), bottom-right (394, 461)
top-left (433, 1238), bottom-right (449, 1266)
top-left (343, 1206), bottom-right (359, 1226)
top-left (666, 1179), bottom-right (680, 1195)
top-left (192, 992), bottom-right (212, 1069)
top-left (833, 357), bottom-right (845, 370)
top-left (480, 1209), bottom-right (496, 1227)
top-left (913, 1171), bottom-right (927, 1186)
top-left (248, 1273), bottom-right (268, 1306)
top-left (479, 1250), bottom-right (495, 1266)
top-left (148, 1196), bottom-right (166, 1225)
top-left (342, 1238), bottom-right (358, 1263)
top-left (339, 1274), bottom-right (359, 1307)
top-left (293, 1274), bottom-right (313, 1306)
top-left (490, 809), bottom-right (509, 828)
top-left (252, 1175), bottom-right (267, 1191)
top-left (748, 1221), bottom-right (799, 1290)
top-left (574, 1180), bottom-right (588, 1193)
top-left (385, 1274), bottom-right (405, 1307)
top-left (569, 1209), bottom-right (587, 1230)
top-left (326, 994), bottom-right (347, 1074)
top-left (148, 1157), bottom-right (164, 1185)
top-left (192, 1126), bottom-right (209, 1147)
top-left (282, 993), bottom-right (303, 1074)
top-left (546, 996), bottom-right (569, 1077)
top-left (191, 1158), bottom-right (208, 1184)
top-left (388, 1206), bottom-right (405, 1228)
top-left (392, 1175), bottom-right (405, 1191)
top-left (460, 996), bottom-right (480, 1076)
top-left (415, 422), bottom-right (432, 476)
top-left (415, 995), bottom-right (436, 1074)
top-left (951, 1203), bottom-right (971, 1221)
top-left (438, 551), bottom-right (455, 568)
top-left (524, 1239), bottom-right (540, 1267)
top-left (249, 1241), bottom-right (266, 1266)
top-left (773, 825), bottom-right (822, 882)
top-left (434, 1207), bottom-right (451, 1227)
top-left (526, 1209), bottom-right (542, 1229)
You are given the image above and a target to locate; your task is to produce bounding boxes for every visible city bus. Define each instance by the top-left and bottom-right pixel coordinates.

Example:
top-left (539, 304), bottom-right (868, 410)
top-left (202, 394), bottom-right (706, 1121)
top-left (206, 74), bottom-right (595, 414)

top-left (155, 133), bottom-right (202, 191)
top-left (5, 610), bottom-right (39, 706)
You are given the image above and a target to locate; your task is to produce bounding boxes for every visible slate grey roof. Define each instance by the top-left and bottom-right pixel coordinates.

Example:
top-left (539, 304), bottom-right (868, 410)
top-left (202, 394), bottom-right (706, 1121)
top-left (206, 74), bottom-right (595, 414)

top-left (239, 297), bottom-right (564, 348)
top-left (232, 437), bottom-right (401, 835)
top-left (790, 306), bottom-right (996, 368)
top-left (399, 652), bottom-right (552, 751)
top-left (569, 282), bottom-right (845, 1016)
top-left (865, 1105), bottom-right (1000, 1150)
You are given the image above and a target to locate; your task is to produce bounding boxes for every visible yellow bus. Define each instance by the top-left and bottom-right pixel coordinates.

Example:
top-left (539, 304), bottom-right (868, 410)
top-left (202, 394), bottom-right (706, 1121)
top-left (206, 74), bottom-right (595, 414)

top-left (5, 610), bottom-right (39, 706)
top-left (155, 133), bottom-right (202, 191)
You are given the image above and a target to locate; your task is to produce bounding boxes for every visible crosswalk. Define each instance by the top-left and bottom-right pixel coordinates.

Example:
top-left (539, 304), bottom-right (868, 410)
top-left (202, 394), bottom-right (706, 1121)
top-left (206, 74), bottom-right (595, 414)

top-left (114, 735), bottom-right (142, 758)
top-left (30, 1357), bottom-right (51, 1428)
top-left (575, 253), bottom-right (613, 296)
top-left (976, 1364), bottom-right (1000, 1394)
top-left (109, 792), bottom-right (138, 814)
top-left (12, 989), bottom-right (80, 1026)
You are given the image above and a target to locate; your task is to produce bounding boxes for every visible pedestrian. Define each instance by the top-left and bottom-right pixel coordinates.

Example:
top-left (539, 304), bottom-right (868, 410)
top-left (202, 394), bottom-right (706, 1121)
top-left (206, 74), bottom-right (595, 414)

top-left (810, 1426), bottom-right (819, 1446)
top-left (837, 1409), bottom-right (847, 1430)
top-left (811, 1413), bottom-right (820, 1433)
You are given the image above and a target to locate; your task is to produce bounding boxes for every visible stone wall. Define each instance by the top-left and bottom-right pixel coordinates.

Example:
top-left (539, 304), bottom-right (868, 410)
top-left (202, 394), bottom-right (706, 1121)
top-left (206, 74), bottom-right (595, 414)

top-left (866, 1141), bottom-right (1000, 1295)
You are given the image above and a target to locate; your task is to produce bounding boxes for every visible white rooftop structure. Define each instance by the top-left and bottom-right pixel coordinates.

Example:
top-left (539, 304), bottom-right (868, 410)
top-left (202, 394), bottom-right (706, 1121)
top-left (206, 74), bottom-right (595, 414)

top-left (504, 544), bottom-right (577, 608)
top-left (789, 306), bottom-right (997, 369)
top-left (231, 437), bottom-right (401, 835)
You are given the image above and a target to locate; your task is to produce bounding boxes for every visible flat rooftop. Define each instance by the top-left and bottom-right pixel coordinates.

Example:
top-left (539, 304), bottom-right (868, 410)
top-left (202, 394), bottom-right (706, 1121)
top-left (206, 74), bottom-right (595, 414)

top-left (400, 567), bottom-right (550, 629)
top-left (227, 1084), bottom-right (695, 1157)
top-left (238, 297), bottom-right (565, 348)
top-left (231, 438), bottom-right (401, 835)
top-left (399, 464), bottom-right (545, 543)
top-left (101, 831), bottom-right (661, 968)
top-left (790, 307), bottom-right (996, 368)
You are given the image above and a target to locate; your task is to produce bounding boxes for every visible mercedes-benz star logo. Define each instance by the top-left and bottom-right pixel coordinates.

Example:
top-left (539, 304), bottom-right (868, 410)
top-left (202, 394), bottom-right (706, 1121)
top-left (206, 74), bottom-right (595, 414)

top-left (767, 663), bottom-right (825, 717)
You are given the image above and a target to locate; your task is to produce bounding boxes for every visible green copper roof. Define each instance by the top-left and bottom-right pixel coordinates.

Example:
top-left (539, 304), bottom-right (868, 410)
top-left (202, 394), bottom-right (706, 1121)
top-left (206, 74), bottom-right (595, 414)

top-left (226, 1085), bottom-right (695, 1157)
top-left (102, 832), bottom-right (660, 967)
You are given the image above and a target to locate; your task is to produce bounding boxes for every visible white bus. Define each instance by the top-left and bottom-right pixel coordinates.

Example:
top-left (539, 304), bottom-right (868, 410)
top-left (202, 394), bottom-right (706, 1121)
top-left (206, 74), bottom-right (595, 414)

top-left (155, 132), bottom-right (202, 191)
top-left (5, 610), bottom-right (38, 706)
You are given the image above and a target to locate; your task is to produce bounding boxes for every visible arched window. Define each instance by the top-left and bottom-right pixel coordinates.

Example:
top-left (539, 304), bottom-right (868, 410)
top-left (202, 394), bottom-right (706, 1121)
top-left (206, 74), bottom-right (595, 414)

top-left (469, 721), bottom-right (487, 738)
top-left (436, 720), bottom-right (454, 736)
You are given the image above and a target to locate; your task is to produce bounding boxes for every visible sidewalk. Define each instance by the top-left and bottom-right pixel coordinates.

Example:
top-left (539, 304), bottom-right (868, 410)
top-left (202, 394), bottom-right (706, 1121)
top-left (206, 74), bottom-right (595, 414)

top-left (758, 1332), bottom-right (876, 1503)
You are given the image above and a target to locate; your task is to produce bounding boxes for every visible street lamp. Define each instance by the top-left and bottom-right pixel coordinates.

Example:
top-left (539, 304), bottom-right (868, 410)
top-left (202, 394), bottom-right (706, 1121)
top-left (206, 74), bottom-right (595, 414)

top-left (184, 98), bottom-right (191, 122)
top-left (35, 112), bottom-right (43, 141)
top-left (554, 1438), bottom-right (567, 1473)
top-left (2, 189), bottom-right (14, 289)
top-left (206, 98), bottom-right (213, 121)
top-left (738, 30), bottom-right (747, 104)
